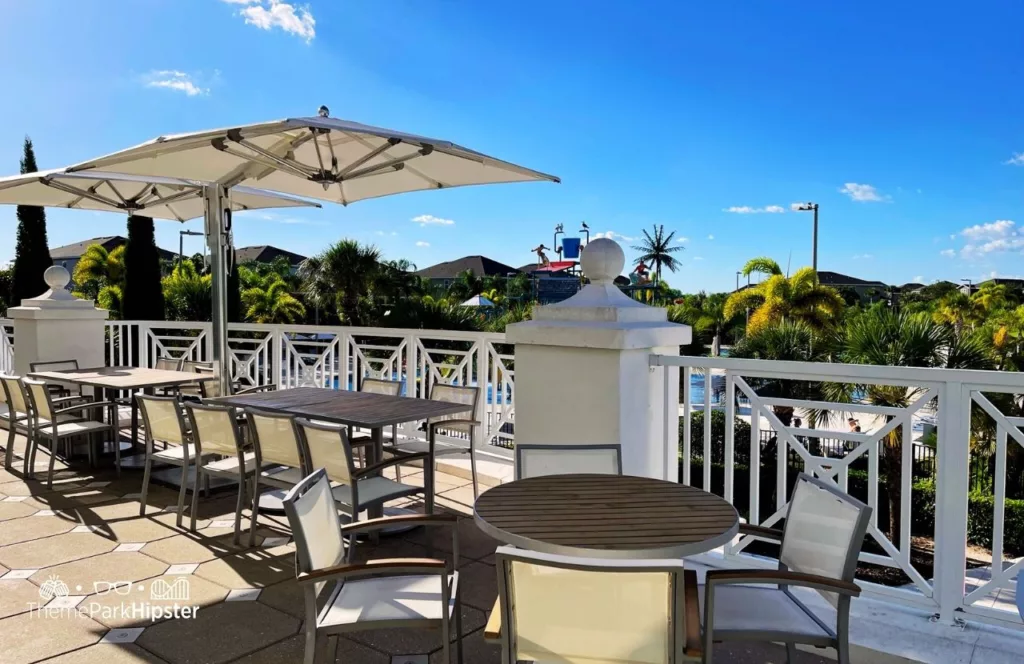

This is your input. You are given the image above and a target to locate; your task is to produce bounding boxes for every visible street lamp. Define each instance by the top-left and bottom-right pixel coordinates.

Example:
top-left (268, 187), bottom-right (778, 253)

top-left (736, 271), bottom-right (742, 291)
top-left (791, 202), bottom-right (820, 272)
top-left (179, 229), bottom-right (204, 267)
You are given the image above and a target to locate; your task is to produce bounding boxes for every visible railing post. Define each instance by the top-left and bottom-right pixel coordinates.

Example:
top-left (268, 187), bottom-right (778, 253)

top-left (474, 338), bottom-right (487, 452)
top-left (271, 326), bottom-right (283, 388)
top-left (933, 381), bottom-right (969, 624)
top-left (137, 322), bottom-right (148, 368)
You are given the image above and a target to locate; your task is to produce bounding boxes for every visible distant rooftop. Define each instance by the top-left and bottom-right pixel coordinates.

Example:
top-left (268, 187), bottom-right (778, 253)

top-left (235, 245), bottom-right (307, 266)
top-left (50, 235), bottom-right (175, 261)
top-left (816, 271), bottom-right (888, 288)
top-left (415, 255), bottom-right (520, 279)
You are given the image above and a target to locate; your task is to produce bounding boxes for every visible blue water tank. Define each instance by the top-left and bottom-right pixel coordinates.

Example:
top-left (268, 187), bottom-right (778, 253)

top-left (562, 237), bottom-right (581, 259)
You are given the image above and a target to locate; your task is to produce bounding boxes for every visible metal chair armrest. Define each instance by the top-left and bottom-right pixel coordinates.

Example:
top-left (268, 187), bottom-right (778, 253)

top-left (52, 401), bottom-right (119, 416)
top-left (738, 523), bottom-right (785, 542)
top-left (339, 513), bottom-right (459, 535)
top-left (297, 558), bottom-right (447, 584)
top-left (355, 451), bottom-right (431, 479)
top-left (704, 569), bottom-right (861, 596)
top-left (235, 384), bottom-right (277, 395)
top-left (428, 419), bottom-right (481, 430)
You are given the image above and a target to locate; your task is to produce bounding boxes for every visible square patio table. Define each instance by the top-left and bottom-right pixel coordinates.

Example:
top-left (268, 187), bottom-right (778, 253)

top-left (27, 366), bottom-right (215, 467)
top-left (211, 386), bottom-right (474, 515)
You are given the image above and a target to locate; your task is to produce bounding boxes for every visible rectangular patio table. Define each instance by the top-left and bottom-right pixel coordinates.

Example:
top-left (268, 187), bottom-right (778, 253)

top-left (210, 386), bottom-right (475, 514)
top-left (27, 366), bottom-right (215, 467)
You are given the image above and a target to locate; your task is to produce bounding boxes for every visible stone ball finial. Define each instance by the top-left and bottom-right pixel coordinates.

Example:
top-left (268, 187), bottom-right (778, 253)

top-left (580, 238), bottom-right (625, 284)
top-left (44, 265), bottom-right (71, 291)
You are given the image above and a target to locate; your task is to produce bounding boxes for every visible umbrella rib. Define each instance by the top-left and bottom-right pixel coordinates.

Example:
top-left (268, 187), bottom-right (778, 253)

top-left (310, 130), bottom-right (328, 177)
top-left (102, 180), bottom-right (130, 206)
top-left (343, 147), bottom-right (432, 180)
top-left (46, 180), bottom-right (124, 210)
top-left (336, 137), bottom-right (399, 177)
top-left (141, 188), bottom-right (199, 210)
top-left (228, 138), bottom-right (318, 178)
top-left (164, 202), bottom-right (186, 222)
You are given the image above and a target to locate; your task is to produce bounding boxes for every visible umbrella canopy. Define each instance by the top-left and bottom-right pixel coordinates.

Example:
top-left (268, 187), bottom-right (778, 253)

top-left (461, 294), bottom-right (495, 307)
top-left (67, 111), bottom-right (560, 204)
top-left (0, 169), bottom-right (319, 221)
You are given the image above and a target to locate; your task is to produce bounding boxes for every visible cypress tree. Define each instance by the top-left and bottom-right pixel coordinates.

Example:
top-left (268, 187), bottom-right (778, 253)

top-left (11, 137), bottom-right (52, 304)
top-left (122, 215), bottom-right (165, 321)
top-left (227, 251), bottom-right (242, 323)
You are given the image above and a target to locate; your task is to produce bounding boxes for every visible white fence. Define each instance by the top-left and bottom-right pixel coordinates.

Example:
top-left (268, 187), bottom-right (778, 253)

top-left (0, 320), bottom-right (12, 375)
top-left (651, 354), bottom-right (1024, 629)
top-left (102, 321), bottom-right (516, 456)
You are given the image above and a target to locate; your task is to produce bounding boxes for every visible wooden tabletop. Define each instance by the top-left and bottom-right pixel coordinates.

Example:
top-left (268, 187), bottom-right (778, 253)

top-left (474, 474), bottom-right (739, 559)
top-left (28, 366), bottom-right (215, 390)
top-left (210, 386), bottom-right (474, 429)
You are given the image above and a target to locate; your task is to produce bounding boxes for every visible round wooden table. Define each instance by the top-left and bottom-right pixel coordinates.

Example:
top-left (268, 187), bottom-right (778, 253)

top-left (474, 474), bottom-right (739, 559)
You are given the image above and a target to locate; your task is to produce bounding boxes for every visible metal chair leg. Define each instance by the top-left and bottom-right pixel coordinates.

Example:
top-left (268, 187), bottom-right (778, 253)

top-left (248, 473), bottom-right (260, 547)
top-left (175, 462), bottom-right (189, 527)
top-left (190, 468), bottom-right (202, 533)
top-left (786, 642), bottom-right (797, 664)
top-left (232, 474), bottom-right (245, 545)
top-left (5, 424), bottom-right (16, 470)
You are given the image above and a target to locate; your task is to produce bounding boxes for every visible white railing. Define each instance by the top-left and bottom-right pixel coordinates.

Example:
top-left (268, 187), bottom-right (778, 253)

top-left (103, 321), bottom-right (515, 457)
top-left (650, 354), bottom-right (1024, 630)
top-left (0, 320), bottom-right (13, 375)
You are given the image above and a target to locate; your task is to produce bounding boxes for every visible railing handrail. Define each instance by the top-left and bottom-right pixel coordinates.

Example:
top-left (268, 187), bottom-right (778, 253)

top-left (651, 353), bottom-right (1024, 390)
top-left (108, 320), bottom-right (509, 343)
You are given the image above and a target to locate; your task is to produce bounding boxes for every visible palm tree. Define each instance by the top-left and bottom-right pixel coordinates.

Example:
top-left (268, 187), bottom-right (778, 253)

top-left (241, 275), bottom-right (305, 324)
top-left (932, 290), bottom-right (976, 332)
top-left (632, 225), bottom-right (683, 284)
top-left (447, 269), bottom-right (484, 302)
top-left (675, 291), bottom-right (735, 356)
top-left (72, 244), bottom-right (125, 301)
top-left (724, 257), bottom-right (844, 335)
top-left (162, 261), bottom-right (212, 321)
top-left (825, 309), bottom-right (991, 542)
top-left (299, 240), bottom-right (382, 326)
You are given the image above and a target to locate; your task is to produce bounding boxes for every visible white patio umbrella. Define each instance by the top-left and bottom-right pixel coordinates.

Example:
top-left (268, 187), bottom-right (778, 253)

top-left (62, 107), bottom-right (559, 393)
top-left (460, 294), bottom-right (495, 307)
top-left (0, 169), bottom-right (319, 220)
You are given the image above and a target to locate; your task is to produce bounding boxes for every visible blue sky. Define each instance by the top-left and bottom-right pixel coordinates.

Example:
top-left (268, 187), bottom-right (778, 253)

top-left (1, 0), bottom-right (1023, 292)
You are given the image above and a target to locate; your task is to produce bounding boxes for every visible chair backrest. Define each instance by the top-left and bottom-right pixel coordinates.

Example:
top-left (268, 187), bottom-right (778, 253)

top-left (199, 379), bottom-right (222, 399)
top-left (283, 469), bottom-right (346, 594)
top-left (247, 410), bottom-right (305, 470)
top-left (294, 418), bottom-right (356, 484)
top-left (428, 383), bottom-right (480, 426)
top-left (495, 546), bottom-right (686, 664)
top-left (154, 356), bottom-right (183, 371)
top-left (23, 380), bottom-right (55, 422)
top-left (515, 444), bottom-right (623, 480)
top-left (359, 377), bottom-right (401, 397)
top-left (181, 360), bottom-right (213, 373)
top-left (0, 375), bottom-right (30, 417)
top-left (185, 402), bottom-right (244, 457)
top-left (29, 360), bottom-right (82, 395)
top-left (779, 473), bottom-right (872, 605)
top-left (137, 395), bottom-right (189, 447)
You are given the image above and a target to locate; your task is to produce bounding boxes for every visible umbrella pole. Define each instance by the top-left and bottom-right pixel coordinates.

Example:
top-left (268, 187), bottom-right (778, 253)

top-left (203, 184), bottom-right (233, 396)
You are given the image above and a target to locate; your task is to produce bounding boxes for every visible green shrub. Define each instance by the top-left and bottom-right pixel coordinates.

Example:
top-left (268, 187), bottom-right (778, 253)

top-left (683, 410), bottom-right (752, 464)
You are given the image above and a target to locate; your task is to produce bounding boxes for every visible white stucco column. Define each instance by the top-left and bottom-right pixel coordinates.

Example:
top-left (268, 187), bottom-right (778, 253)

top-left (507, 239), bottom-right (691, 480)
top-left (7, 266), bottom-right (109, 375)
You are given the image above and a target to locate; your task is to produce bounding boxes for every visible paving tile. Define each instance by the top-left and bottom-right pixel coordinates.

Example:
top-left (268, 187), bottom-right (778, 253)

top-left (348, 605), bottom-right (485, 655)
top-left (194, 550), bottom-right (294, 590)
top-left (41, 643), bottom-right (170, 664)
top-left (136, 600), bottom-right (299, 664)
top-left (142, 532), bottom-right (250, 565)
top-left (165, 563), bottom-right (198, 575)
top-left (2, 568), bottom-right (39, 579)
top-left (429, 627), bottom-right (500, 664)
top-left (232, 634), bottom-right (390, 664)
top-left (100, 627), bottom-right (145, 644)
top-left (254, 579), bottom-right (305, 619)
top-left (0, 501), bottom-right (37, 521)
top-left (22, 487), bottom-right (119, 510)
top-left (0, 514), bottom-right (76, 546)
top-left (401, 516), bottom-right (498, 562)
top-left (0, 608), bottom-right (105, 663)
top-left (0, 531), bottom-right (118, 570)
top-left (86, 575), bottom-right (229, 629)
top-left (0, 578), bottom-right (46, 619)
top-left (33, 552), bottom-right (168, 596)
top-left (114, 543), bottom-right (146, 552)
top-left (455, 561), bottom-right (498, 613)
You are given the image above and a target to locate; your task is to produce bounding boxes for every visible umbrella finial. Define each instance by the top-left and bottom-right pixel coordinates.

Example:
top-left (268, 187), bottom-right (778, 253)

top-left (317, 105), bottom-right (330, 118)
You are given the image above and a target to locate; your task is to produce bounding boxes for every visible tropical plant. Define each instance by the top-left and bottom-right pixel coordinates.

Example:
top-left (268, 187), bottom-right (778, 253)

top-left (72, 243), bottom-right (126, 316)
top-left (674, 291), bottom-right (735, 356)
top-left (378, 298), bottom-right (483, 331)
top-left (11, 137), bottom-right (52, 304)
top-left (932, 290), bottom-right (977, 332)
top-left (631, 224), bottom-right (683, 284)
top-left (447, 269), bottom-right (484, 302)
top-left (299, 240), bottom-right (383, 326)
top-left (0, 263), bottom-right (13, 313)
top-left (724, 257), bottom-right (844, 335)
top-left (162, 261), bottom-right (212, 321)
top-left (121, 215), bottom-right (165, 321)
top-left (485, 303), bottom-right (534, 333)
top-left (240, 273), bottom-right (305, 324)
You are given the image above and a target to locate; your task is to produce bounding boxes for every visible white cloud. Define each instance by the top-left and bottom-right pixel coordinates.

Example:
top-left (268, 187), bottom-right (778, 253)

top-left (724, 205), bottom-right (785, 214)
top-left (143, 70), bottom-right (207, 96)
top-left (851, 254), bottom-right (873, 260)
top-left (593, 231), bottom-right (635, 242)
top-left (415, 241), bottom-right (430, 247)
top-left (226, 0), bottom-right (316, 42)
top-left (913, 275), bottom-right (924, 282)
top-left (939, 249), bottom-right (956, 258)
top-left (961, 219), bottom-right (1016, 240)
top-left (707, 234), bottom-right (715, 240)
top-left (1005, 153), bottom-right (1024, 166)
top-left (676, 236), bottom-right (689, 244)
top-left (956, 220), bottom-right (1024, 258)
top-left (412, 214), bottom-right (455, 227)
top-left (839, 182), bottom-right (886, 202)
top-left (692, 256), bottom-right (704, 261)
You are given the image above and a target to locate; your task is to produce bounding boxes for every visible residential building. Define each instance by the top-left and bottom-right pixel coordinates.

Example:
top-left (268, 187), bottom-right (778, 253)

top-left (415, 255), bottom-right (521, 289)
top-left (235, 245), bottom-right (308, 273)
top-left (50, 236), bottom-right (176, 289)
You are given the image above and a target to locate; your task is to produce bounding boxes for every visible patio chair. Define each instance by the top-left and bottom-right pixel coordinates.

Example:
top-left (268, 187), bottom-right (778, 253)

top-left (184, 402), bottom-right (260, 545)
top-left (1, 375), bottom-right (37, 471)
top-left (246, 409), bottom-right (309, 492)
top-left (23, 379), bottom-right (119, 488)
top-left (154, 355), bottom-right (183, 371)
top-left (699, 473), bottom-right (872, 664)
top-left (388, 383), bottom-right (482, 499)
top-left (348, 376), bottom-right (402, 468)
top-left (282, 469), bottom-right (464, 664)
top-left (514, 443), bottom-right (623, 479)
top-left (293, 418), bottom-right (428, 524)
top-left (493, 545), bottom-right (701, 663)
top-left (177, 359), bottom-right (212, 399)
top-left (136, 395), bottom-right (213, 522)
top-left (29, 360), bottom-right (91, 403)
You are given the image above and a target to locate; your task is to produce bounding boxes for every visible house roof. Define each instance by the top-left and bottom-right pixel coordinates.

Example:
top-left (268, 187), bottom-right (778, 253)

top-left (415, 255), bottom-right (520, 279)
top-left (50, 235), bottom-right (176, 261)
top-left (980, 278), bottom-right (1024, 288)
top-left (235, 245), bottom-right (308, 266)
top-left (816, 271), bottom-right (888, 288)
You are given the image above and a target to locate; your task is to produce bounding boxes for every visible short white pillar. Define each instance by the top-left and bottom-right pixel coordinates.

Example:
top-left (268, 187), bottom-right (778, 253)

top-left (507, 239), bottom-right (691, 479)
top-left (7, 266), bottom-right (109, 375)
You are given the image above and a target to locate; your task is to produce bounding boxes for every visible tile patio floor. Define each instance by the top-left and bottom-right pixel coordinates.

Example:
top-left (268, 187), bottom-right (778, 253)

top-left (0, 432), bottom-right (830, 663)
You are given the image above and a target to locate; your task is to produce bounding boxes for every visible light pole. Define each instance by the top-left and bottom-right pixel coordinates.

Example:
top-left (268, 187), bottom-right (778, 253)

top-left (736, 271), bottom-right (741, 291)
top-left (791, 202), bottom-right (820, 272)
top-left (179, 229), bottom-right (204, 267)
top-left (960, 278), bottom-right (973, 295)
